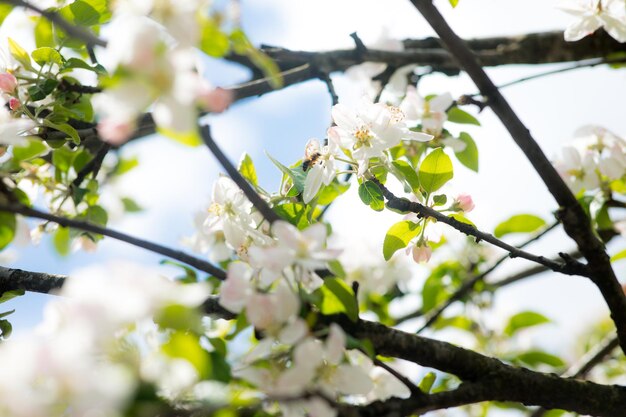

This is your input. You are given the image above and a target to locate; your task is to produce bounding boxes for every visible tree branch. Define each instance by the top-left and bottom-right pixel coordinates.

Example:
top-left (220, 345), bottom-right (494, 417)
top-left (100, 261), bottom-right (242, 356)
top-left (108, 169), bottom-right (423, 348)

top-left (408, 0), bottom-right (626, 356)
top-left (333, 316), bottom-right (626, 416)
top-left (0, 204), bottom-right (226, 279)
top-left (0, 265), bottom-right (65, 295)
top-left (372, 179), bottom-right (585, 277)
top-left (199, 124), bottom-right (281, 224)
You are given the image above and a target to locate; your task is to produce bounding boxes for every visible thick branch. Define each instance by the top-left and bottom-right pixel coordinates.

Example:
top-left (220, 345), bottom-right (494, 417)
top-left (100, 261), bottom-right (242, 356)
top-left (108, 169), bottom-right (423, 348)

top-left (408, 0), bottom-right (626, 355)
top-left (335, 316), bottom-right (626, 417)
top-left (0, 204), bottom-right (226, 279)
top-left (0, 265), bottom-right (65, 295)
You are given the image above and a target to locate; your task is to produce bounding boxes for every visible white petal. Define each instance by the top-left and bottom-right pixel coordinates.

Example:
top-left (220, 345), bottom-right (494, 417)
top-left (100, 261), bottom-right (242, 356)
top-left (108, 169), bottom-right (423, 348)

top-left (325, 324), bottom-right (346, 365)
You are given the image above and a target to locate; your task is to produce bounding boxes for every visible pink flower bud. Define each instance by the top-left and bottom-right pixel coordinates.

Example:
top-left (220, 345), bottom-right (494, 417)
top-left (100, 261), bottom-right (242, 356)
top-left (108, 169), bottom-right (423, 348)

top-left (8, 97), bottom-right (20, 111)
top-left (0, 72), bottom-right (17, 94)
top-left (455, 193), bottom-right (475, 212)
top-left (411, 243), bottom-right (432, 264)
top-left (198, 87), bottom-right (233, 113)
top-left (97, 118), bottom-right (135, 145)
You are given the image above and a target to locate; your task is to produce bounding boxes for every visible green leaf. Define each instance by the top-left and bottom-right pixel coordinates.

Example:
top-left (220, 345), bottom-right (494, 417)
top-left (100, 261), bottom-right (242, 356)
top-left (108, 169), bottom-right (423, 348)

top-left (432, 194), bottom-right (447, 206)
top-left (0, 212), bottom-right (16, 251)
top-left (494, 214), bottom-right (546, 238)
top-left (611, 249), bottom-right (626, 262)
top-left (391, 160), bottom-right (420, 193)
top-left (317, 181), bottom-right (350, 206)
top-left (53, 226), bottom-right (71, 256)
top-left (84, 205), bottom-right (108, 226)
top-left (238, 153), bottom-right (258, 186)
top-left (115, 157), bottom-right (139, 176)
top-left (12, 139), bottom-right (48, 162)
top-left (157, 126), bottom-right (202, 147)
top-left (449, 0), bottom-right (459, 7)
top-left (383, 220), bottom-right (421, 261)
top-left (155, 304), bottom-right (203, 333)
top-left (43, 120), bottom-right (80, 146)
top-left (266, 152), bottom-right (306, 193)
top-left (0, 309), bottom-right (14, 319)
top-left (448, 213), bottom-right (475, 227)
top-left (31, 47), bottom-right (63, 66)
top-left (0, 319), bottom-right (12, 339)
top-left (418, 148), bottom-right (453, 193)
top-left (421, 273), bottom-right (445, 314)
top-left (34, 17), bottom-right (54, 48)
top-left (200, 19), bottom-right (230, 57)
top-left (61, 57), bottom-right (104, 73)
top-left (419, 372), bottom-right (436, 393)
top-left (230, 29), bottom-right (282, 88)
top-left (274, 203), bottom-right (311, 229)
top-left (455, 132), bottom-right (479, 172)
top-left (447, 107), bottom-right (480, 125)
top-left (60, 0), bottom-right (110, 26)
top-left (162, 332), bottom-right (211, 379)
top-left (51, 146), bottom-right (75, 173)
top-left (0, 290), bottom-right (23, 304)
top-left (318, 278), bottom-right (359, 322)
top-left (514, 350), bottom-right (565, 368)
top-left (28, 78), bottom-right (60, 102)
top-left (358, 181), bottom-right (384, 211)
top-left (327, 259), bottom-right (346, 278)
top-left (504, 311), bottom-right (550, 336)
top-left (433, 315), bottom-right (474, 331)
top-left (8, 38), bottom-right (33, 71)
top-left (121, 197), bottom-right (143, 213)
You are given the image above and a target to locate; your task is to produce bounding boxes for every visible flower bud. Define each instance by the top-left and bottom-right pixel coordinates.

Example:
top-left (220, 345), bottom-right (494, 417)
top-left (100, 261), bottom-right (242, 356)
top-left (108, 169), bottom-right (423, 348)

top-left (198, 87), bottom-right (233, 113)
top-left (0, 73), bottom-right (17, 94)
top-left (454, 193), bottom-right (474, 212)
top-left (97, 118), bottom-right (134, 145)
top-left (412, 243), bottom-right (432, 263)
top-left (8, 98), bottom-right (20, 111)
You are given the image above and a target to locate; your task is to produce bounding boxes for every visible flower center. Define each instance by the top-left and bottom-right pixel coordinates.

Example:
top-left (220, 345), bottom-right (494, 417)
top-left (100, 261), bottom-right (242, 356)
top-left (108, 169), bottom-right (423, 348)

top-left (387, 105), bottom-right (405, 123)
top-left (354, 127), bottom-right (373, 149)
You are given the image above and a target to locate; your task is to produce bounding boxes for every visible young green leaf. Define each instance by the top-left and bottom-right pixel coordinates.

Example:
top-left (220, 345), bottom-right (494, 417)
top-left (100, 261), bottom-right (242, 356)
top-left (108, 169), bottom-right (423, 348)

top-left (391, 160), bottom-right (420, 193)
top-left (12, 139), bottom-right (49, 162)
top-left (419, 148), bottom-right (453, 193)
top-left (455, 132), bottom-right (479, 172)
top-left (504, 311), bottom-right (550, 336)
top-left (238, 153), bottom-right (258, 186)
top-left (0, 212), bottom-right (16, 251)
top-left (494, 214), bottom-right (546, 238)
top-left (383, 220), bottom-right (421, 261)
top-left (8, 38), bottom-right (34, 71)
top-left (419, 372), bottom-right (437, 393)
top-left (358, 181), bottom-right (385, 211)
top-left (31, 47), bottom-right (63, 66)
top-left (318, 278), bottom-right (359, 322)
top-left (447, 106), bottom-right (480, 125)
top-left (0, 290), bottom-right (23, 304)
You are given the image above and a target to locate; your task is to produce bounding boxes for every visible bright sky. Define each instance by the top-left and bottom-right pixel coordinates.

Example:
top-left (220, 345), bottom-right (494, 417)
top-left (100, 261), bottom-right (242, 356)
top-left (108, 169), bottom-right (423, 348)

top-left (4, 1), bottom-right (626, 406)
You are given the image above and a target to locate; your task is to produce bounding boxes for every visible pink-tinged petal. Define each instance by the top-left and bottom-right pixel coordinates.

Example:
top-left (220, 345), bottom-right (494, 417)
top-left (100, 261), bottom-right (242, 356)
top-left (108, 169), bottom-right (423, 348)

top-left (199, 87), bottom-right (233, 113)
top-left (325, 323), bottom-right (346, 365)
top-left (331, 103), bottom-right (359, 131)
top-left (412, 244), bottom-right (432, 263)
top-left (455, 194), bottom-right (475, 213)
top-left (246, 293), bottom-right (275, 329)
top-left (97, 119), bottom-right (135, 145)
top-left (0, 72), bottom-right (17, 94)
top-left (219, 263), bottom-right (253, 313)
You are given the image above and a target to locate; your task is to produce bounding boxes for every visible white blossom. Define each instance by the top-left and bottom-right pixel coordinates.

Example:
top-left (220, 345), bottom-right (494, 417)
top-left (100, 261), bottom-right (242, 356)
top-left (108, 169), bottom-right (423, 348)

top-left (559, 0), bottom-right (626, 42)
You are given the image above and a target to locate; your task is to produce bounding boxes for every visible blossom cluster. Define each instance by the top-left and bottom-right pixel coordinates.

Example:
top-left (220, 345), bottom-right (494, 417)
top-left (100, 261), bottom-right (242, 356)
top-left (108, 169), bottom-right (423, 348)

top-left (553, 125), bottom-right (626, 193)
top-left (0, 262), bottom-right (211, 417)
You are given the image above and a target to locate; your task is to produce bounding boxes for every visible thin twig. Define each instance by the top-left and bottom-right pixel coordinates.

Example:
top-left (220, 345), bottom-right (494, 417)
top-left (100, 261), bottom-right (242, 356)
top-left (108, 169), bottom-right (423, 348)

top-left (199, 125), bottom-right (280, 224)
top-left (0, 204), bottom-right (226, 279)
top-left (372, 179), bottom-right (587, 277)
top-left (410, 222), bottom-right (559, 330)
top-left (72, 142), bottom-right (110, 188)
top-left (373, 357), bottom-right (422, 395)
